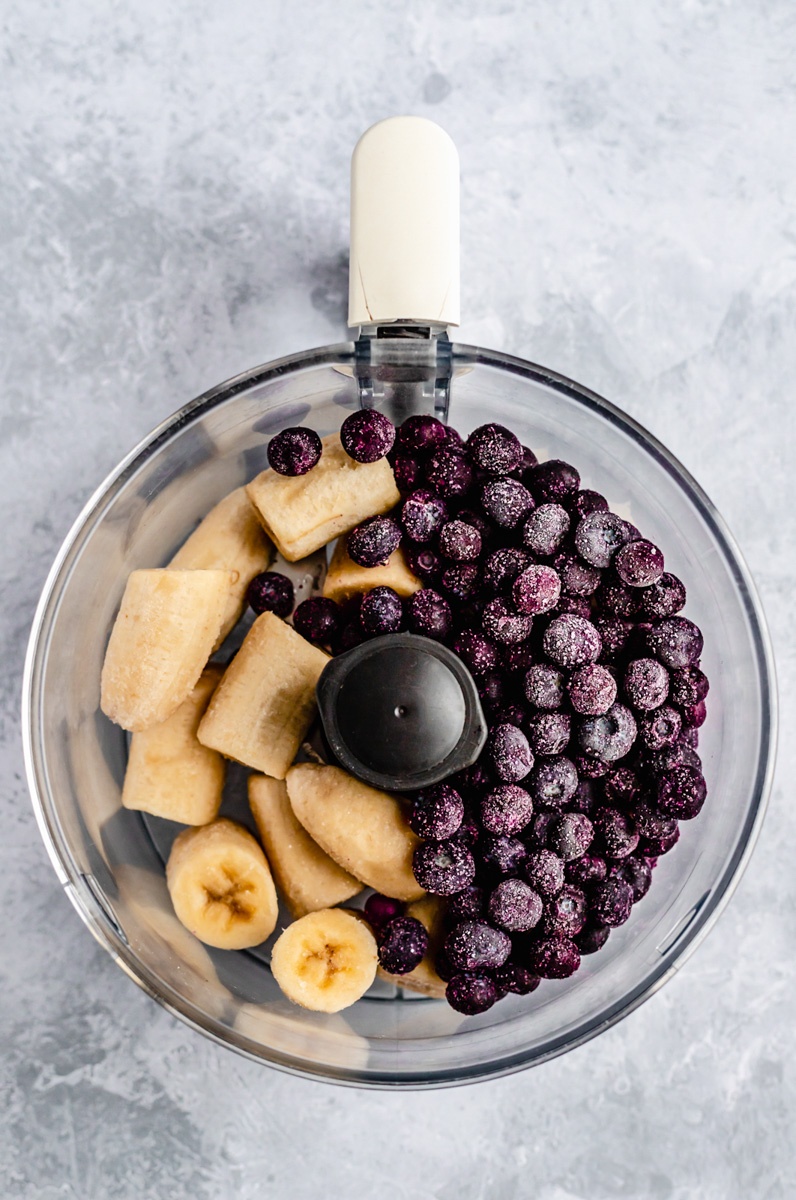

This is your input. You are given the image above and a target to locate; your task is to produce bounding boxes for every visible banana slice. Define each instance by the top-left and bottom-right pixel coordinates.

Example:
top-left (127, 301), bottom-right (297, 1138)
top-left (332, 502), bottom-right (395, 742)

top-left (286, 763), bottom-right (425, 901)
top-left (270, 908), bottom-right (378, 1013)
top-left (169, 487), bottom-right (274, 646)
top-left (101, 568), bottom-right (233, 731)
top-left (246, 432), bottom-right (400, 562)
top-left (249, 775), bottom-right (361, 918)
top-left (377, 895), bottom-right (447, 998)
top-left (166, 818), bottom-right (278, 950)
top-left (322, 539), bottom-right (422, 604)
top-left (197, 613), bottom-right (329, 778)
top-left (122, 666), bottom-right (225, 825)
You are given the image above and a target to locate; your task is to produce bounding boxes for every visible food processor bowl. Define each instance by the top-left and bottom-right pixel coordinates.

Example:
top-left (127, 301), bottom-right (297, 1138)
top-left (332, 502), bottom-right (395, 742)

top-left (23, 337), bottom-right (776, 1087)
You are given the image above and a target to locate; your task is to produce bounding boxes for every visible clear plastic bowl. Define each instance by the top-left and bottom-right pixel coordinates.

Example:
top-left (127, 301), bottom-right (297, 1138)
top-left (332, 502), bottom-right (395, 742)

top-left (23, 343), bottom-right (776, 1088)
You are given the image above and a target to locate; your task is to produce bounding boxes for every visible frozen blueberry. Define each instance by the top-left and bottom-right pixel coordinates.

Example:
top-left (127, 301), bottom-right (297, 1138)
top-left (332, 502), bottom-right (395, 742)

top-left (570, 489), bottom-right (609, 520)
top-left (571, 778), bottom-right (597, 814)
top-left (247, 571), bottom-right (294, 618)
top-left (638, 572), bottom-right (687, 619)
top-left (527, 811), bottom-right (556, 847)
top-left (528, 756), bottom-right (579, 808)
top-left (453, 630), bottom-right (499, 677)
top-left (638, 825), bottom-right (680, 858)
top-left (364, 893), bottom-right (404, 930)
top-left (445, 920), bottom-right (512, 972)
top-left (481, 597), bottom-right (533, 645)
top-left (548, 813), bottom-right (594, 861)
top-left (681, 700), bottom-right (707, 729)
top-left (593, 806), bottom-right (639, 860)
top-left (574, 511), bottom-right (634, 568)
top-left (441, 425), bottom-right (465, 450)
top-left (522, 503), bottom-right (571, 556)
top-left (397, 414), bottom-right (448, 456)
top-left (480, 835), bottom-right (529, 877)
top-left (455, 813), bottom-right (482, 848)
top-left (439, 519), bottom-right (482, 562)
top-left (568, 664), bottom-right (617, 715)
top-left (341, 409), bottom-right (396, 463)
top-left (347, 516), bottom-right (402, 567)
top-left (529, 460), bottom-right (580, 503)
top-left (656, 764), bottom-right (707, 820)
top-left (488, 879), bottom-right (543, 932)
top-left (292, 596), bottom-right (341, 645)
top-left (553, 553), bottom-right (602, 597)
top-left (642, 741), bottom-right (691, 775)
top-left (413, 838), bottom-right (476, 895)
top-left (441, 562), bottom-right (481, 601)
top-left (405, 588), bottom-right (452, 640)
top-left (392, 453), bottom-right (423, 493)
top-left (478, 671), bottom-right (506, 711)
top-left (577, 703), bottom-right (637, 762)
top-left (603, 766), bottom-right (641, 809)
top-left (638, 705), bottom-right (682, 750)
top-left (680, 725), bottom-right (701, 748)
top-left (576, 924), bottom-right (611, 955)
top-left (409, 784), bottom-right (465, 840)
top-left (483, 547), bottom-right (532, 594)
top-left (481, 782), bottom-right (534, 834)
top-left (503, 641), bottom-right (537, 675)
top-left (492, 963), bottom-right (541, 995)
top-left (524, 664), bottom-right (566, 710)
top-left (377, 916), bottom-right (429, 974)
top-left (267, 427), bottom-right (322, 476)
top-left (488, 726), bottom-right (535, 785)
top-left (594, 616), bottom-right (633, 660)
top-left (458, 761), bottom-right (494, 795)
top-left (575, 755), bottom-right (611, 779)
top-left (565, 854), bottom-right (607, 885)
top-left (525, 934), bottom-right (581, 978)
top-left (624, 658), bottom-right (670, 711)
top-left (493, 704), bottom-right (528, 731)
top-left (481, 478), bottom-right (535, 528)
top-left (335, 621), bottom-right (366, 653)
top-left (542, 884), bottom-right (588, 937)
top-left (466, 423), bottom-right (523, 474)
top-left (632, 801), bottom-right (678, 846)
top-left (669, 666), bottom-right (710, 709)
top-left (513, 564), bottom-right (562, 615)
top-left (526, 711), bottom-right (571, 756)
top-left (425, 449), bottom-right (474, 498)
top-left (406, 546), bottom-right (442, 584)
top-left (590, 878), bottom-right (634, 927)
top-left (447, 885), bottom-right (485, 922)
top-left (615, 539), bottom-right (664, 588)
top-left (456, 508), bottom-right (493, 543)
top-left (446, 972), bottom-right (502, 1015)
top-left (543, 614), bottom-right (602, 668)
top-left (359, 586), bottom-right (403, 636)
top-left (615, 856), bottom-right (652, 902)
top-left (557, 596), bottom-right (593, 618)
top-left (599, 580), bottom-right (640, 619)
top-left (645, 617), bottom-right (704, 669)
top-left (400, 489), bottom-right (448, 543)
top-left (523, 849), bottom-right (565, 897)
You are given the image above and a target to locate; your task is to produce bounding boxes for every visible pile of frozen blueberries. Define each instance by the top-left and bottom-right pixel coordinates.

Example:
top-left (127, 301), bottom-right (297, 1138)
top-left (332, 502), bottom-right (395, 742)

top-left (259, 412), bottom-right (709, 1016)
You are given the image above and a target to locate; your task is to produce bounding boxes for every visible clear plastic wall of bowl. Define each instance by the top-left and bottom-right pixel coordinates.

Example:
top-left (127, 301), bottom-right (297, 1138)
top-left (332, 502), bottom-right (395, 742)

top-left (23, 344), bottom-right (775, 1087)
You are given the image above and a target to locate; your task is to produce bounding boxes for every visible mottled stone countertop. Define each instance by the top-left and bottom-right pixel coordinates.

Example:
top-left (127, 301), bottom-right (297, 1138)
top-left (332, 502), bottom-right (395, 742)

top-left (2, 3), bottom-right (795, 1197)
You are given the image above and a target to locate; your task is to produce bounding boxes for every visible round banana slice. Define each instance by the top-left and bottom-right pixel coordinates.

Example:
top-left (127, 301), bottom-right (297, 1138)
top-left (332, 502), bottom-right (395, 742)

top-left (166, 819), bottom-right (278, 950)
top-left (270, 909), bottom-right (378, 1013)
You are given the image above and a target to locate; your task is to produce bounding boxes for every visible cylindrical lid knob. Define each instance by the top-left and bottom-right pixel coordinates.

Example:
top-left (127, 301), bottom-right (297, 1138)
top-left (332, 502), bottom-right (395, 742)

top-left (348, 116), bottom-right (460, 329)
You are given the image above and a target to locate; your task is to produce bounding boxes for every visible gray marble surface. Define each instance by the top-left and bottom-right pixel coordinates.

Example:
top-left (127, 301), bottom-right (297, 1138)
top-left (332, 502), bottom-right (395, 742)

top-left (2, 2), bottom-right (795, 1196)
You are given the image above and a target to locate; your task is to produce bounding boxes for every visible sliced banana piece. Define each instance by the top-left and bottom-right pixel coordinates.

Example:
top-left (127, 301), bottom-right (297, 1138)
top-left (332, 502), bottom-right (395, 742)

top-left (270, 908), bottom-right (378, 1013)
top-left (169, 487), bottom-right (273, 646)
top-left (101, 568), bottom-right (233, 731)
top-left (286, 763), bottom-right (425, 902)
top-left (249, 775), bottom-right (361, 918)
top-left (377, 895), bottom-right (447, 998)
top-left (166, 818), bottom-right (278, 950)
top-left (246, 432), bottom-right (400, 562)
top-left (122, 666), bottom-right (224, 825)
top-left (322, 540), bottom-right (421, 604)
top-left (197, 613), bottom-right (328, 778)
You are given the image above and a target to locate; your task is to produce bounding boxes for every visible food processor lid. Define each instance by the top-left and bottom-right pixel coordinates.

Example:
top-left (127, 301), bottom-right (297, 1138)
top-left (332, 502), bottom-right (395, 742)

top-left (348, 115), bottom-right (460, 329)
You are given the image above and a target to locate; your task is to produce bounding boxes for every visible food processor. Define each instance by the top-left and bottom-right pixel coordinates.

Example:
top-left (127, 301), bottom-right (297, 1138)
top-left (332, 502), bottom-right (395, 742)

top-left (22, 117), bottom-right (776, 1087)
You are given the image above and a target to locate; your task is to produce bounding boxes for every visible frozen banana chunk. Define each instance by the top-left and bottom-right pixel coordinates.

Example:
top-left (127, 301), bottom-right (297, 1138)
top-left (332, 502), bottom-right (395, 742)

top-left (101, 568), bottom-right (233, 732)
top-left (286, 763), bottom-right (425, 902)
top-left (377, 895), bottom-right (447, 998)
top-left (166, 818), bottom-right (278, 950)
top-left (248, 775), bottom-right (361, 918)
top-left (169, 487), bottom-right (273, 645)
top-left (322, 539), bottom-right (421, 604)
top-left (121, 666), bottom-right (225, 825)
top-left (270, 908), bottom-right (378, 1013)
top-left (246, 433), bottom-right (400, 562)
top-left (197, 613), bottom-right (328, 778)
